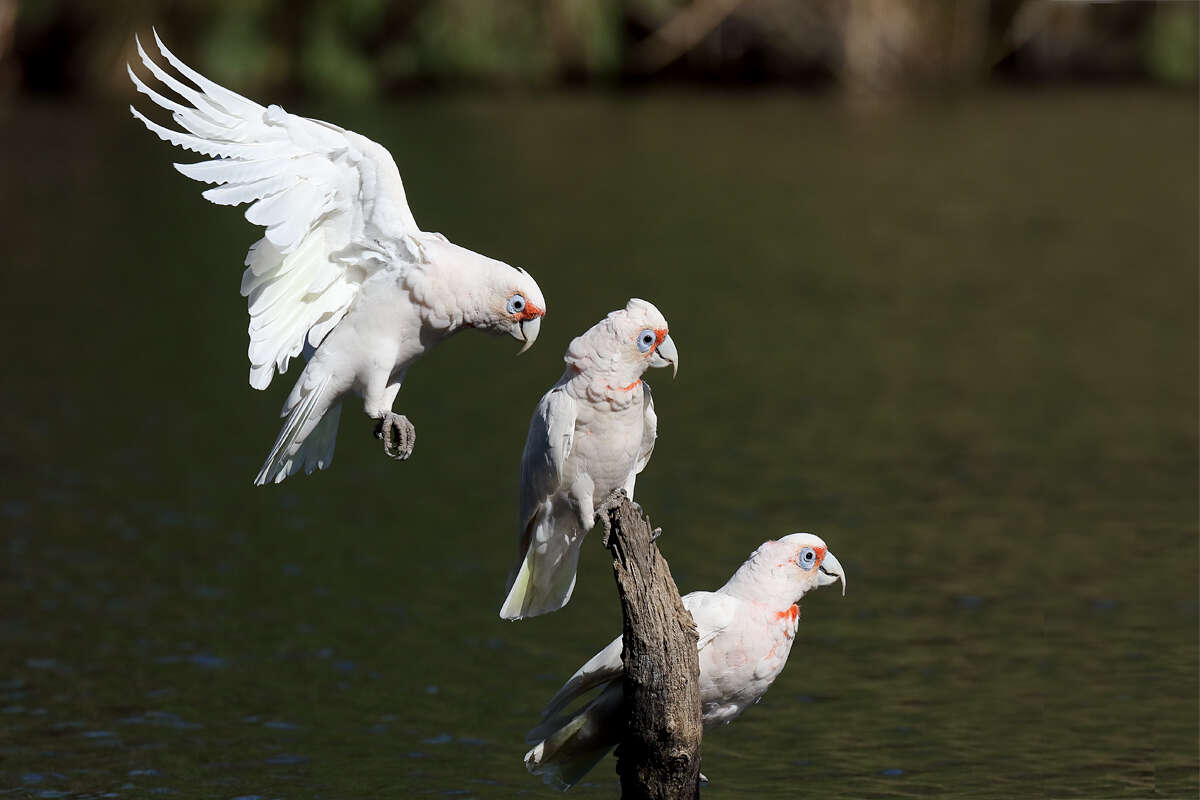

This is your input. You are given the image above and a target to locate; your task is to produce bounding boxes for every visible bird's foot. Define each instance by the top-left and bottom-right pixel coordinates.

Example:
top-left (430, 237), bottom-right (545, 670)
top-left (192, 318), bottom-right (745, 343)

top-left (373, 412), bottom-right (415, 461)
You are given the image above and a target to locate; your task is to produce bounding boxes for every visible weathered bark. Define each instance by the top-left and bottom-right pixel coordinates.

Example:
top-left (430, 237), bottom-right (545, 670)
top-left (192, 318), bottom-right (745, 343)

top-left (598, 490), bottom-right (702, 800)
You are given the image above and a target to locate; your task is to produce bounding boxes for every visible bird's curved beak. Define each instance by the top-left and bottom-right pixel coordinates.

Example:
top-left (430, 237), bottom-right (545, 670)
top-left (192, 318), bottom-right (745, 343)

top-left (516, 315), bottom-right (542, 355)
top-left (650, 334), bottom-right (679, 378)
top-left (818, 550), bottom-right (846, 596)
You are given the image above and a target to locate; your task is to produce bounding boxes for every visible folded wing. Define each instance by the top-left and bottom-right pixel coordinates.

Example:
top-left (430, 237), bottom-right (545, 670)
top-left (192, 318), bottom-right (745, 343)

top-left (531, 589), bottom-right (734, 737)
top-left (683, 590), bottom-right (740, 651)
top-left (128, 31), bottom-right (423, 389)
top-left (519, 385), bottom-right (578, 527)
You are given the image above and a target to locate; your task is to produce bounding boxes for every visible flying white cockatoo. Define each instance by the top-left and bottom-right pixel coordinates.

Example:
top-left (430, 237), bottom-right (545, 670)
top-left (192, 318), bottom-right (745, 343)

top-left (524, 533), bottom-right (846, 789)
top-left (500, 299), bottom-right (678, 620)
top-left (127, 32), bottom-right (546, 485)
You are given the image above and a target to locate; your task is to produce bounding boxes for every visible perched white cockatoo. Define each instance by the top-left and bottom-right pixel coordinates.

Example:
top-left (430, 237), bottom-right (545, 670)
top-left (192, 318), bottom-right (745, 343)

top-left (524, 533), bottom-right (846, 789)
top-left (500, 299), bottom-right (678, 620)
top-left (127, 32), bottom-right (546, 485)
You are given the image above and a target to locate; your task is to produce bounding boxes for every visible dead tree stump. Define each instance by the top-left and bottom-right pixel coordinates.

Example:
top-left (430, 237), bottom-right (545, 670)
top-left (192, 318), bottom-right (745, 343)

top-left (598, 490), bottom-right (702, 800)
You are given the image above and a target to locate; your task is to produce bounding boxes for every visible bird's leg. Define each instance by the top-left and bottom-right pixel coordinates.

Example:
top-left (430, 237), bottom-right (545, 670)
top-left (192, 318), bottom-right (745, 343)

top-left (367, 370), bottom-right (412, 461)
top-left (569, 475), bottom-right (596, 530)
top-left (373, 412), bottom-right (416, 461)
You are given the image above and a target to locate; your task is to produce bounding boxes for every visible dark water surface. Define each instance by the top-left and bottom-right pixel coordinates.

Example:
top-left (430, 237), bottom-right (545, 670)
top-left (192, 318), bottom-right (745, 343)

top-left (1, 89), bottom-right (1196, 798)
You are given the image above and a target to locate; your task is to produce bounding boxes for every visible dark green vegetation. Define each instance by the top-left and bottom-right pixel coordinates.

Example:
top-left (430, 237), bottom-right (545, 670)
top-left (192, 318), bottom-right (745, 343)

top-left (1, 89), bottom-right (1196, 797)
top-left (10, 0), bottom-right (1199, 97)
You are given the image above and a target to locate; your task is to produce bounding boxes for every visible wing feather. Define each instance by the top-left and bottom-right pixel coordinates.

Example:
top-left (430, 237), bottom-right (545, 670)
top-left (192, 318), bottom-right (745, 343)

top-left (634, 383), bottom-right (658, 476)
top-left (129, 31), bottom-right (422, 389)
top-left (536, 590), bottom-right (739, 725)
top-left (540, 635), bottom-right (623, 721)
top-left (519, 385), bottom-right (577, 529)
top-left (200, 173), bottom-right (293, 206)
top-left (682, 591), bottom-right (740, 652)
top-left (150, 28), bottom-right (264, 117)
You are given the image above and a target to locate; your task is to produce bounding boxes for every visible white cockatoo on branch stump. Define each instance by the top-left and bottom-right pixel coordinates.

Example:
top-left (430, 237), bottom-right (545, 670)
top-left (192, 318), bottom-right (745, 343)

top-left (128, 32), bottom-right (546, 485)
top-left (524, 533), bottom-right (846, 789)
top-left (500, 299), bottom-right (678, 620)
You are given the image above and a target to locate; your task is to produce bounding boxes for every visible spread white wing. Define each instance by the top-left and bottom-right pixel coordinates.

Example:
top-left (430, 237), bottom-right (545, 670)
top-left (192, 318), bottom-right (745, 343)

top-left (128, 31), bottom-right (423, 389)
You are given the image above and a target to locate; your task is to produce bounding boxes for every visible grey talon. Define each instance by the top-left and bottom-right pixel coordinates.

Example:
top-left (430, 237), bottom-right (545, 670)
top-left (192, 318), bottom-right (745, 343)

top-left (374, 412), bottom-right (416, 461)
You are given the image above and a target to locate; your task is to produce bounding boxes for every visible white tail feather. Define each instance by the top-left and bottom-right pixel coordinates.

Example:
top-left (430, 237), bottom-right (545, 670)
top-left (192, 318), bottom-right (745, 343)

top-left (499, 519), bottom-right (584, 620)
top-left (525, 682), bottom-right (623, 790)
top-left (253, 378), bottom-right (340, 485)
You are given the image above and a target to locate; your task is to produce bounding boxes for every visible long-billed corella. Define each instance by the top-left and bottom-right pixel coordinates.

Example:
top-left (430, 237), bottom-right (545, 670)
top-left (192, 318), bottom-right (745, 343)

top-left (524, 533), bottom-right (846, 788)
top-left (501, 299), bottom-right (678, 620)
top-left (128, 31), bottom-right (546, 484)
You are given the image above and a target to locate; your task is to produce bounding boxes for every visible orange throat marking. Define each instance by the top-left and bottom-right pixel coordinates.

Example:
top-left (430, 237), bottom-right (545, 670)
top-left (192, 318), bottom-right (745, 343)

top-left (774, 605), bottom-right (799, 623)
top-left (606, 379), bottom-right (642, 392)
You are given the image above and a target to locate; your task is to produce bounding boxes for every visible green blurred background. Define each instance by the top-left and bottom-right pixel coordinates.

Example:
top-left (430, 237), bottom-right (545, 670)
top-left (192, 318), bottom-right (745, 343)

top-left (1, 1), bottom-right (1197, 799)
top-left (6, 0), bottom-right (1199, 97)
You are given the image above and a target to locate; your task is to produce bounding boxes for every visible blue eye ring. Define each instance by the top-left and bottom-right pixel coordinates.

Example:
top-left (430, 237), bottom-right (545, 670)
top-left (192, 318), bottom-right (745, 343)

top-left (797, 547), bottom-right (817, 570)
top-left (636, 329), bottom-right (656, 354)
top-left (506, 294), bottom-right (526, 315)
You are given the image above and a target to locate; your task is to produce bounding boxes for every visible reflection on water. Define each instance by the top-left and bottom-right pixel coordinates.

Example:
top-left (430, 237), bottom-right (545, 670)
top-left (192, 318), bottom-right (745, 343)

top-left (1, 89), bottom-right (1196, 798)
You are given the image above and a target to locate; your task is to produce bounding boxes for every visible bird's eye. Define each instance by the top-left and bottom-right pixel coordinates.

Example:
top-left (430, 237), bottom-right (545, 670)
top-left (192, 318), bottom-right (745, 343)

top-left (636, 329), bottom-right (656, 354)
top-left (797, 547), bottom-right (816, 570)
top-left (506, 294), bottom-right (526, 315)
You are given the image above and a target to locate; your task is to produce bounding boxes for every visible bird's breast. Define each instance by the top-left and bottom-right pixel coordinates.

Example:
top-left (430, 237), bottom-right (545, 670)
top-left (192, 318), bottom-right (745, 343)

top-left (566, 406), bottom-right (644, 492)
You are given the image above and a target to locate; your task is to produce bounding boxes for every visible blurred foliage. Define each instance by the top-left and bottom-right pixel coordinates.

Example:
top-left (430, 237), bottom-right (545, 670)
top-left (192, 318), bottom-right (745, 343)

top-left (1143, 2), bottom-right (1199, 85)
top-left (2, 0), bottom-right (1196, 98)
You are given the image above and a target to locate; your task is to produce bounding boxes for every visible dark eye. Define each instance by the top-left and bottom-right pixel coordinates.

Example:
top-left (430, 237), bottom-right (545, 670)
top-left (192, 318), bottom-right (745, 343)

top-left (636, 329), bottom-right (656, 353)
top-left (506, 294), bottom-right (526, 315)
top-left (798, 547), bottom-right (816, 570)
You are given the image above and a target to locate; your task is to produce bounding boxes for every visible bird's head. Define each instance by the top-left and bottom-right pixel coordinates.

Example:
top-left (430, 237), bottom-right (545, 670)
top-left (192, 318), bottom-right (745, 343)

top-left (565, 298), bottom-right (679, 386)
top-left (455, 253), bottom-right (545, 352)
top-left (415, 235), bottom-right (546, 351)
top-left (726, 533), bottom-right (846, 605)
top-left (493, 267), bottom-right (547, 354)
top-left (776, 533), bottom-right (846, 598)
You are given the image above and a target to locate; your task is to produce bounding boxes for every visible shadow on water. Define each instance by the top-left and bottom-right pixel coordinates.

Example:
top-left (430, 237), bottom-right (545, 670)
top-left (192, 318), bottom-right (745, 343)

top-left (0, 88), bottom-right (1196, 798)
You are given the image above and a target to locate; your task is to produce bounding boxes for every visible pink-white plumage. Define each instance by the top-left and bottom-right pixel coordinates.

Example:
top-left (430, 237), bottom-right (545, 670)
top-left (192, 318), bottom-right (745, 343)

top-left (128, 32), bottom-right (546, 484)
top-left (500, 299), bottom-right (679, 620)
top-left (524, 533), bottom-right (846, 789)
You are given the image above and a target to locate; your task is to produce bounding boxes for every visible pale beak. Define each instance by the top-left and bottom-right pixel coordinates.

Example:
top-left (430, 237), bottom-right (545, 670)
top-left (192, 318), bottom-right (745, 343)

top-left (650, 334), bottom-right (679, 378)
top-left (516, 315), bottom-right (541, 355)
top-left (817, 550), bottom-right (846, 596)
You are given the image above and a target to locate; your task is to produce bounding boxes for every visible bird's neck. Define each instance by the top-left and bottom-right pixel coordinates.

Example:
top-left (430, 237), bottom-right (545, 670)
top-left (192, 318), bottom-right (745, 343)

top-left (408, 263), bottom-right (496, 332)
top-left (563, 364), bottom-right (645, 410)
top-left (719, 562), bottom-right (801, 613)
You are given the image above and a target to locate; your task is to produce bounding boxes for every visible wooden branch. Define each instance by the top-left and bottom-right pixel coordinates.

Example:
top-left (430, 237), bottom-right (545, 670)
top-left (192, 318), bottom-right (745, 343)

top-left (629, 0), bottom-right (746, 74)
top-left (599, 490), bottom-right (702, 800)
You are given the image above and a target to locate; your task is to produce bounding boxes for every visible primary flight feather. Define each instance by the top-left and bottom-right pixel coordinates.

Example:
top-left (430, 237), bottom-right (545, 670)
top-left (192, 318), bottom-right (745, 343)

top-left (500, 298), bottom-right (678, 620)
top-left (127, 31), bottom-right (546, 484)
top-left (524, 533), bottom-right (847, 789)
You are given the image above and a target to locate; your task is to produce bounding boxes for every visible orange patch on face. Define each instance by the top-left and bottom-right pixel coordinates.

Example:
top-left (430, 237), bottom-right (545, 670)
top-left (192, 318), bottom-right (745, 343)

top-left (643, 328), bottom-right (668, 357)
top-left (515, 302), bottom-right (544, 322)
top-left (795, 546), bottom-right (827, 569)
